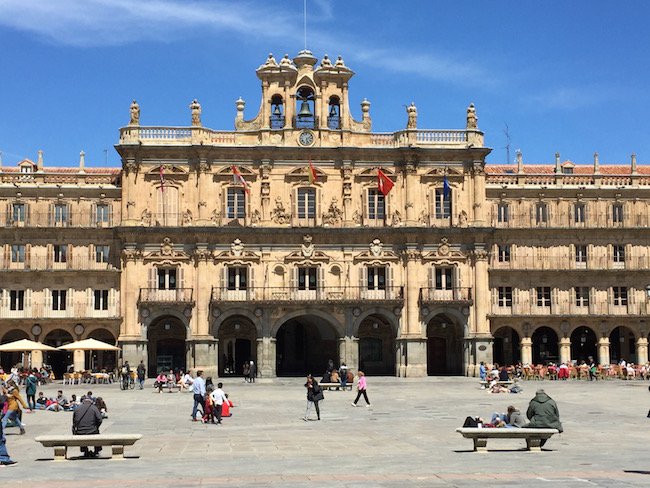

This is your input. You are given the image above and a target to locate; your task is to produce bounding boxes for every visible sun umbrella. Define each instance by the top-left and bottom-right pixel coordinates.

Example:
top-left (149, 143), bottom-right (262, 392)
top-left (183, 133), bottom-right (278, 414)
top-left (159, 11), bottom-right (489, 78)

top-left (57, 338), bottom-right (119, 351)
top-left (0, 338), bottom-right (57, 352)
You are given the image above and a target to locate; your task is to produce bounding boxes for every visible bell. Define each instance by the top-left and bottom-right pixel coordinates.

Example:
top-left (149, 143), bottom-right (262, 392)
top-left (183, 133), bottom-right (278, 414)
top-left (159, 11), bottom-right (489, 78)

top-left (272, 104), bottom-right (282, 116)
top-left (329, 104), bottom-right (338, 117)
top-left (298, 101), bottom-right (313, 118)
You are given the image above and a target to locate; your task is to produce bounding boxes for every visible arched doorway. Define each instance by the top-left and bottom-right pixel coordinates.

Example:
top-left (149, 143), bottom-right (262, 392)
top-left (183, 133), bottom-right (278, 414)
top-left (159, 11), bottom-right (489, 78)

top-left (275, 314), bottom-right (339, 376)
top-left (531, 326), bottom-right (558, 364)
top-left (570, 327), bottom-right (597, 364)
top-left (610, 326), bottom-right (636, 364)
top-left (147, 316), bottom-right (186, 377)
top-left (493, 326), bottom-right (521, 366)
top-left (427, 314), bottom-right (463, 375)
top-left (358, 315), bottom-right (395, 375)
top-left (87, 329), bottom-right (117, 372)
top-left (43, 329), bottom-right (74, 378)
top-left (1, 329), bottom-right (29, 371)
top-left (217, 316), bottom-right (257, 376)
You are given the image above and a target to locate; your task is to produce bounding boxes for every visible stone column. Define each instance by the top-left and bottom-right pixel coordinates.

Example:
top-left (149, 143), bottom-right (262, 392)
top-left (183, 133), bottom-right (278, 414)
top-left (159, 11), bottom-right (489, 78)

top-left (196, 159), bottom-right (210, 223)
top-left (120, 340), bottom-right (147, 372)
top-left (194, 247), bottom-right (211, 336)
top-left (520, 337), bottom-right (532, 365)
top-left (636, 337), bottom-right (648, 365)
top-left (404, 164), bottom-right (416, 224)
top-left (257, 337), bottom-right (276, 378)
top-left (73, 349), bottom-right (85, 372)
top-left (339, 336), bottom-right (359, 372)
top-left (405, 338), bottom-right (427, 377)
top-left (598, 337), bottom-right (610, 366)
top-left (559, 337), bottom-right (571, 364)
top-left (122, 160), bottom-right (138, 224)
top-left (472, 164), bottom-right (486, 225)
top-left (472, 247), bottom-right (490, 335)
top-left (188, 339), bottom-right (218, 378)
top-left (403, 247), bottom-right (421, 336)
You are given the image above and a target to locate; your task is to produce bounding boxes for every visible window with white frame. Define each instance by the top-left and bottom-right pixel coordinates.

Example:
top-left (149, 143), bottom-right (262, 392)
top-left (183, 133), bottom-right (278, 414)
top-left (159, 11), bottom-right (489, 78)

top-left (52, 289), bottom-right (67, 310)
top-left (366, 266), bottom-right (386, 290)
top-left (575, 286), bottom-right (590, 307)
top-left (95, 245), bottom-right (110, 263)
top-left (10, 290), bottom-right (24, 311)
top-left (575, 245), bottom-right (587, 264)
top-left (96, 204), bottom-right (111, 224)
top-left (298, 267), bottom-right (318, 291)
top-left (11, 244), bottom-right (25, 263)
top-left (497, 286), bottom-right (512, 307)
top-left (434, 189), bottom-right (451, 219)
top-left (227, 267), bottom-right (248, 290)
top-left (497, 244), bottom-right (511, 262)
top-left (94, 289), bottom-right (109, 310)
top-left (574, 203), bottom-right (585, 223)
top-left (297, 188), bottom-right (316, 219)
top-left (226, 188), bottom-right (246, 219)
top-left (12, 203), bottom-right (25, 223)
top-left (536, 286), bottom-right (551, 307)
top-left (612, 203), bottom-right (624, 223)
top-left (367, 189), bottom-right (385, 220)
top-left (435, 267), bottom-right (453, 290)
top-left (157, 268), bottom-right (177, 290)
top-left (535, 203), bottom-right (548, 224)
top-left (497, 203), bottom-right (509, 223)
top-left (54, 204), bottom-right (69, 225)
top-left (613, 245), bottom-right (625, 263)
top-left (53, 244), bottom-right (67, 263)
top-left (613, 286), bottom-right (628, 306)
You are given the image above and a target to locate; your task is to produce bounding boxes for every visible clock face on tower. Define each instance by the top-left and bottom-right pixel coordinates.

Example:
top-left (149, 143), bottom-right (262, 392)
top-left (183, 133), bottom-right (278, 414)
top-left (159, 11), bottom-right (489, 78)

top-left (298, 130), bottom-right (315, 146)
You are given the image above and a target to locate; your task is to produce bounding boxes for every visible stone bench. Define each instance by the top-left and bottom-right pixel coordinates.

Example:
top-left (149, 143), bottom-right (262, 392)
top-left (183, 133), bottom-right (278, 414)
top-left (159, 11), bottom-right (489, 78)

top-left (455, 427), bottom-right (559, 452)
top-left (35, 434), bottom-right (142, 460)
top-left (479, 380), bottom-right (513, 388)
top-left (319, 382), bottom-right (353, 391)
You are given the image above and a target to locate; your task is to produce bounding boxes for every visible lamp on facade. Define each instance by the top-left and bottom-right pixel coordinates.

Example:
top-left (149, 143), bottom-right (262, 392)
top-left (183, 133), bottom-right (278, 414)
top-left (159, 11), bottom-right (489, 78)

top-left (542, 335), bottom-right (548, 344)
top-left (372, 322), bottom-right (379, 330)
top-left (164, 323), bottom-right (171, 331)
top-left (234, 323), bottom-right (240, 331)
top-left (646, 284), bottom-right (650, 298)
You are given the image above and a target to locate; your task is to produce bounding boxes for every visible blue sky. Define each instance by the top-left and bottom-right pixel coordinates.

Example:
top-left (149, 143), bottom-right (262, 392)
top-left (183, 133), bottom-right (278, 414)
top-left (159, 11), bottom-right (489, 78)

top-left (0, 0), bottom-right (648, 168)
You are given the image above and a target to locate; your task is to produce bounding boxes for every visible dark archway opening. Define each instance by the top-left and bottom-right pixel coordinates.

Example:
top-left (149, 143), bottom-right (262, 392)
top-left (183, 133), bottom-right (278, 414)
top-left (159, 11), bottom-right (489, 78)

top-left (610, 326), bottom-right (636, 364)
top-left (570, 327), bottom-right (597, 364)
top-left (531, 326), bottom-right (558, 364)
top-left (358, 315), bottom-right (395, 375)
top-left (493, 326), bottom-right (521, 366)
top-left (1, 329), bottom-right (29, 371)
top-left (148, 317), bottom-right (186, 377)
top-left (276, 315), bottom-right (338, 376)
top-left (43, 329), bottom-right (74, 378)
top-left (217, 317), bottom-right (257, 376)
top-left (427, 314), bottom-right (463, 375)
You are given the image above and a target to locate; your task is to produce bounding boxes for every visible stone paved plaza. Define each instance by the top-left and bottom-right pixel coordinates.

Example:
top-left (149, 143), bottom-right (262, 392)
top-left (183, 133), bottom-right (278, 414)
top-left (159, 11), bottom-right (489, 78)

top-left (2, 376), bottom-right (650, 487)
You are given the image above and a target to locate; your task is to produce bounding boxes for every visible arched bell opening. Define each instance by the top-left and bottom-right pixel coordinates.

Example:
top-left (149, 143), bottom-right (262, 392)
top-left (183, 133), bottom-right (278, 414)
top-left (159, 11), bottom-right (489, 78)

top-left (295, 86), bottom-right (316, 129)
top-left (327, 96), bottom-right (341, 129)
top-left (270, 94), bottom-right (284, 129)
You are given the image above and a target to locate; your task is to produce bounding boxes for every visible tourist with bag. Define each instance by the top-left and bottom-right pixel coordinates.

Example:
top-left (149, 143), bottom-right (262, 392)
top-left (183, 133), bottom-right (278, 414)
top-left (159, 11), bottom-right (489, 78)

top-left (303, 375), bottom-right (323, 421)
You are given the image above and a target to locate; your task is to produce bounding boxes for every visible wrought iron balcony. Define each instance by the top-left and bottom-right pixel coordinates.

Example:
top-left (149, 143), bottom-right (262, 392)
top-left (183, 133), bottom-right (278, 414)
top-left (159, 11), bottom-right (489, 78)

top-left (419, 287), bottom-right (472, 304)
top-left (138, 288), bottom-right (194, 304)
top-left (211, 286), bottom-right (404, 304)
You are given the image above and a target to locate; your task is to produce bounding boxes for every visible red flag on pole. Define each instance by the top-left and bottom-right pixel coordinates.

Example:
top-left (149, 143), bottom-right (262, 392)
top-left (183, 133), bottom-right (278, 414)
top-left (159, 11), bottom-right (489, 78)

top-left (308, 160), bottom-right (318, 185)
top-left (232, 165), bottom-right (251, 194)
top-left (377, 168), bottom-right (394, 196)
top-left (159, 165), bottom-right (165, 192)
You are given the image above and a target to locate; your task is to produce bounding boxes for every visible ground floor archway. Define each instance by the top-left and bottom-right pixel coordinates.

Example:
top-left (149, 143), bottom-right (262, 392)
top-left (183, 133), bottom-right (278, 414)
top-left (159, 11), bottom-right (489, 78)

top-left (87, 329), bottom-right (117, 372)
top-left (358, 315), bottom-right (395, 375)
top-left (1, 329), bottom-right (29, 371)
top-left (217, 316), bottom-right (257, 376)
top-left (147, 316), bottom-right (186, 377)
top-left (275, 315), bottom-right (339, 377)
top-left (492, 326), bottom-right (521, 366)
top-left (531, 326), bottom-right (558, 364)
top-left (610, 326), bottom-right (636, 364)
top-left (570, 326), bottom-right (597, 364)
top-left (43, 329), bottom-right (74, 378)
top-left (426, 314), bottom-right (462, 375)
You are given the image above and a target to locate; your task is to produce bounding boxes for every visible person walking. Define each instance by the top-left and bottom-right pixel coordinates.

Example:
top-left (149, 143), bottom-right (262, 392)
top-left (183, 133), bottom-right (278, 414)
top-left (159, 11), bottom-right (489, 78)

top-left (242, 362), bottom-right (250, 383)
top-left (248, 360), bottom-right (256, 383)
top-left (351, 371), bottom-right (371, 407)
top-left (191, 370), bottom-right (206, 421)
top-left (0, 392), bottom-right (17, 466)
top-left (25, 369), bottom-right (38, 411)
top-left (2, 382), bottom-right (27, 435)
top-left (303, 375), bottom-right (323, 421)
top-left (210, 382), bottom-right (228, 425)
top-left (136, 361), bottom-right (146, 390)
top-left (72, 396), bottom-right (103, 457)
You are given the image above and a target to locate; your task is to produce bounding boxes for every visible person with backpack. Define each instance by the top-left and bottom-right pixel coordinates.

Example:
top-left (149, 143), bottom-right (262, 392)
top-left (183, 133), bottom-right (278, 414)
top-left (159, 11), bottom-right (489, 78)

top-left (136, 361), bottom-right (146, 390)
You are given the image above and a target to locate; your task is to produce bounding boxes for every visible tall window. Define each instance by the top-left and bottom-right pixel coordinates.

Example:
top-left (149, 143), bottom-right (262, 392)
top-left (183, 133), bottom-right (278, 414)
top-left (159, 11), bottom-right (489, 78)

top-left (11, 244), bottom-right (25, 263)
top-left (575, 245), bottom-right (587, 266)
top-left (435, 268), bottom-right (453, 290)
top-left (613, 245), bottom-right (625, 264)
top-left (96, 204), bottom-right (110, 224)
top-left (52, 290), bottom-right (67, 310)
top-left (297, 188), bottom-right (316, 219)
top-left (227, 188), bottom-right (246, 219)
top-left (497, 286), bottom-right (513, 307)
top-left (613, 286), bottom-right (628, 306)
top-left (367, 266), bottom-right (386, 290)
top-left (612, 203), bottom-right (624, 224)
top-left (94, 289), bottom-right (109, 310)
top-left (575, 287), bottom-right (590, 307)
top-left (574, 203), bottom-right (585, 223)
top-left (12, 203), bottom-right (25, 223)
top-left (298, 267), bottom-right (317, 291)
top-left (227, 267), bottom-right (248, 290)
top-left (367, 189), bottom-right (385, 220)
top-left (157, 268), bottom-right (177, 290)
top-left (95, 245), bottom-right (110, 263)
top-left (536, 286), bottom-right (551, 307)
top-left (53, 245), bottom-right (67, 263)
top-left (535, 203), bottom-right (548, 224)
top-left (54, 204), bottom-right (69, 225)
top-left (497, 244), bottom-right (511, 263)
top-left (10, 290), bottom-right (24, 311)
top-left (497, 203), bottom-right (509, 223)
top-left (434, 189), bottom-right (451, 219)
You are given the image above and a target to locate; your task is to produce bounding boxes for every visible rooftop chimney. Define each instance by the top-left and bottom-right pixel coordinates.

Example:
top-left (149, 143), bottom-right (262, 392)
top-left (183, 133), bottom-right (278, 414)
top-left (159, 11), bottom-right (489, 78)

top-left (554, 152), bottom-right (561, 174)
top-left (631, 153), bottom-right (637, 174)
top-left (516, 149), bottom-right (523, 173)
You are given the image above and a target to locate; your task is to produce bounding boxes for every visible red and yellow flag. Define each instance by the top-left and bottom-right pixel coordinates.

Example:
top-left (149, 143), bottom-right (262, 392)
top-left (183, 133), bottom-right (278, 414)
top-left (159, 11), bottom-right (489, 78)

top-left (308, 160), bottom-right (318, 185)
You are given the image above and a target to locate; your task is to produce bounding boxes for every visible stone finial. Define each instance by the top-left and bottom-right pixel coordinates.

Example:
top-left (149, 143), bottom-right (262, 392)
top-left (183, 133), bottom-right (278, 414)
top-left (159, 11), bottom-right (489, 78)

top-left (631, 153), bottom-right (637, 174)
top-left (335, 55), bottom-right (346, 68)
top-left (593, 152), bottom-right (600, 174)
top-left (320, 54), bottom-right (333, 68)
top-left (279, 54), bottom-right (292, 67)
top-left (555, 152), bottom-right (561, 173)
top-left (129, 99), bottom-right (140, 125)
top-left (361, 98), bottom-right (371, 114)
top-left (37, 150), bottom-right (44, 171)
top-left (79, 150), bottom-right (85, 172)
top-left (264, 53), bottom-right (277, 67)
top-left (516, 149), bottom-right (523, 173)
top-left (360, 98), bottom-right (372, 129)
top-left (235, 97), bottom-right (245, 121)
top-left (406, 102), bottom-right (417, 129)
top-left (190, 99), bottom-right (202, 127)
top-left (466, 103), bottom-right (478, 130)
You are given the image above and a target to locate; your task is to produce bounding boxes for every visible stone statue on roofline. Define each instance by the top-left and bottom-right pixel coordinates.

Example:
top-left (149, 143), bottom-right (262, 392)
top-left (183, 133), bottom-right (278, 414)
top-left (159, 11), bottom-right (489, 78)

top-left (190, 99), bottom-right (202, 127)
top-left (406, 102), bottom-right (417, 129)
top-left (466, 103), bottom-right (478, 130)
top-left (129, 100), bottom-right (140, 125)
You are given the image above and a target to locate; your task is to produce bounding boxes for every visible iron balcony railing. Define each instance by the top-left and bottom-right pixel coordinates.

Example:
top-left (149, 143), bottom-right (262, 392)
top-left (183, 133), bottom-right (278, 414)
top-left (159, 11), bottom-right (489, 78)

top-left (138, 288), bottom-right (194, 304)
top-left (211, 286), bottom-right (404, 303)
top-left (419, 287), bottom-right (472, 303)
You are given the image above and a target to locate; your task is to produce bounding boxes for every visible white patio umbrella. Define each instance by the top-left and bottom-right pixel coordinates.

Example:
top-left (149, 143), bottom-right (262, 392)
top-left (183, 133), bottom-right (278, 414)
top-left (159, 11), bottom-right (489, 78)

top-left (57, 338), bottom-right (119, 351)
top-left (0, 338), bottom-right (57, 352)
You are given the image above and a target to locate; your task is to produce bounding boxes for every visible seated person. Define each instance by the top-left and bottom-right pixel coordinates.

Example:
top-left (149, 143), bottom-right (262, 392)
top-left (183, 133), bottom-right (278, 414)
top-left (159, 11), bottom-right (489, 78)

top-left (221, 393), bottom-right (234, 417)
top-left (166, 369), bottom-right (176, 391)
top-left (489, 378), bottom-right (508, 393)
top-left (178, 372), bottom-right (193, 391)
top-left (558, 363), bottom-right (569, 380)
top-left (490, 405), bottom-right (527, 428)
top-left (94, 397), bottom-right (108, 418)
top-left (46, 390), bottom-right (69, 411)
top-left (330, 370), bottom-right (340, 384)
top-left (35, 391), bottom-right (49, 409)
top-left (321, 371), bottom-right (332, 383)
top-left (498, 367), bottom-right (510, 382)
top-left (154, 372), bottom-right (167, 393)
top-left (68, 394), bottom-right (80, 410)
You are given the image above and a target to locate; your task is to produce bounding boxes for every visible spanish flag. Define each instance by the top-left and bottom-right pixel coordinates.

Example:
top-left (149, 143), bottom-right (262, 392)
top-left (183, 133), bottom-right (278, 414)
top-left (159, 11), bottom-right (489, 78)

top-left (308, 160), bottom-right (318, 185)
top-left (377, 168), bottom-right (394, 196)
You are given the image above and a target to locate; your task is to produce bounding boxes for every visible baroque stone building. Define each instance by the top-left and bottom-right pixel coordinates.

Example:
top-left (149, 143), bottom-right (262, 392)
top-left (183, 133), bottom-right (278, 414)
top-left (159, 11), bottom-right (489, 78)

top-left (1, 50), bottom-right (649, 378)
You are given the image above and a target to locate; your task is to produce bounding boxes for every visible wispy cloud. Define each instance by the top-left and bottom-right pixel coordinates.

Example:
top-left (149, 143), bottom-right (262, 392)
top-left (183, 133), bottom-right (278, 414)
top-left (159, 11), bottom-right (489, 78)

top-left (523, 84), bottom-right (640, 111)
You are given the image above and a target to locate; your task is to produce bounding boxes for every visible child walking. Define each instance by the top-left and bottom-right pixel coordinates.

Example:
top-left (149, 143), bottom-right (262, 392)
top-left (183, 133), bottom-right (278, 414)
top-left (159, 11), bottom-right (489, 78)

top-left (351, 371), bottom-right (371, 407)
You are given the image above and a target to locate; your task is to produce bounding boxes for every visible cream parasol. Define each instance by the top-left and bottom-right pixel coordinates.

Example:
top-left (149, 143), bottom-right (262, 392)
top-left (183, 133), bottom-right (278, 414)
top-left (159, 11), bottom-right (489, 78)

top-left (57, 338), bottom-right (120, 351)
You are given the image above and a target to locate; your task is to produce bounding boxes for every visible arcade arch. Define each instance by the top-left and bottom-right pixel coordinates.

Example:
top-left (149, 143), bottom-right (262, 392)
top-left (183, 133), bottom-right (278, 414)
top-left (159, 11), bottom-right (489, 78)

top-left (147, 316), bottom-right (186, 376)
top-left (43, 328), bottom-right (73, 378)
top-left (609, 326), bottom-right (636, 364)
top-left (531, 326), bottom-right (558, 364)
top-left (216, 315), bottom-right (257, 376)
top-left (570, 326), bottom-right (597, 364)
top-left (492, 326), bottom-right (521, 366)
top-left (426, 313), bottom-right (463, 375)
top-left (1, 329), bottom-right (29, 372)
top-left (357, 314), bottom-right (395, 375)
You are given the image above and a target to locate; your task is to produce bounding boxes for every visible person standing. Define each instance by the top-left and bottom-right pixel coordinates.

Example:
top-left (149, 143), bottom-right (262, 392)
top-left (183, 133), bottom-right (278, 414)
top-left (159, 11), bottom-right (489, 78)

top-left (0, 391), bottom-right (17, 466)
top-left (72, 396), bottom-right (103, 457)
top-left (351, 371), bottom-right (371, 407)
top-left (303, 375), bottom-right (323, 421)
top-left (210, 382), bottom-right (228, 425)
top-left (136, 361), bottom-right (146, 390)
top-left (25, 370), bottom-right (38, 411)
top-left (339, 363), bottom-right (348, 388)
top-left (249, 360), bottom-right (256, 383)
top-left (191, 370), bottom-right (206, 421)
top-left (2, 383), bottom-right (27, 435)
top-left (242, 362), bottom-right (250, 383)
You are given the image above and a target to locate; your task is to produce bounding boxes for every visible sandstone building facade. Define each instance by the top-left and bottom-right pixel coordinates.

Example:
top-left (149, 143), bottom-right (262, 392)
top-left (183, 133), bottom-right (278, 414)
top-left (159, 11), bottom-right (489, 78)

top-left (1, 50), bottom-right (648, 378)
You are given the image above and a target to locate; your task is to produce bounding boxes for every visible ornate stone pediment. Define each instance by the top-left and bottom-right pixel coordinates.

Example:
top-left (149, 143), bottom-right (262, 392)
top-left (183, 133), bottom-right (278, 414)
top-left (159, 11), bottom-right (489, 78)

top-left (216, 165), bottom-right (256, 177)
top-left (421, 237), bottom-right (467, 262)
top-left (143, 237), bottom-right (191, 262)
top-left (284, 165), bottom-right (325, 181)
top-left (422, 167), bottom-right (462, 177)
top-left (353, 238), bottom-right (400, 263)
top-left (213, 238), bottom-right (260, 262)
top-left (146, 164), bottom-right (188, 176)
top-left (285, 234), bottom-right (330, 263)
top-left (357, 167), bottom-right (395, 178)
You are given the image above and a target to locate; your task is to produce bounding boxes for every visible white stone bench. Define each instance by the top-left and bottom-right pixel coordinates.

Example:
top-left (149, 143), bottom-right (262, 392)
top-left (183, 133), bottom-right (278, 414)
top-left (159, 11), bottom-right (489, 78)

top-left (455, 427), bottom-right (559, 452)
top-left (35, 434), bottom-right (142, 460)
top-left (479, 380), bottom-right (513, 388)
top-left (319, 382), bottom-right (353, 391)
